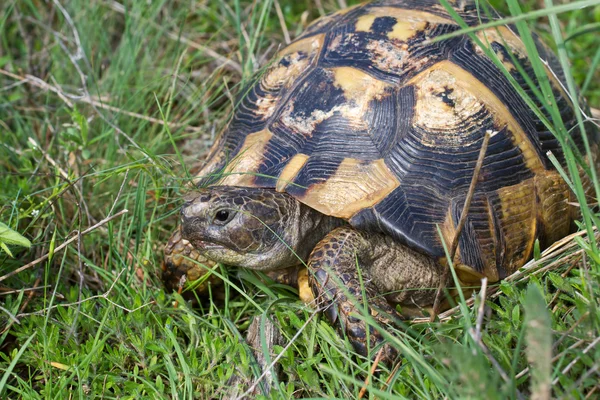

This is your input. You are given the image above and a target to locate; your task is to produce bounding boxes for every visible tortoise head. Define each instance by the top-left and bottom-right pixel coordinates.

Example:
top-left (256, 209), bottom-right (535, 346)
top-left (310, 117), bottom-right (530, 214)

top-left (180, 186), bottom-right (305, 270)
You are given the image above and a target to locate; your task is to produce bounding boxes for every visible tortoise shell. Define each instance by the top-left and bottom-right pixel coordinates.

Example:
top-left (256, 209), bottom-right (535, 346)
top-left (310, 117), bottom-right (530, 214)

top-left (196, 0), bottom-right (597, 283)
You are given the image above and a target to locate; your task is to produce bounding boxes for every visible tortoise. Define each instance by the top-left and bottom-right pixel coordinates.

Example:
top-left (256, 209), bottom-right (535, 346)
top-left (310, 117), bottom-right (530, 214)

top-left (163, 0), bottom-right (598, 363)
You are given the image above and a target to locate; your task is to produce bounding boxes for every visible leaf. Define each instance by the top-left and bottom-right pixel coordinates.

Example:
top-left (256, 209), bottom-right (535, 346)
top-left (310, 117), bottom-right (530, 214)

top-left (511, 304), bottom-right (521, 328)
top-left (0, 222), bottom-right (31, 257)
top-left (533, 239), bottom-right (541, 261)
top-left (547, 272), bottom-right (572, 294)
top-left (0, 243), bottom-right (13, 258)
top-left (524, 284), bottom-right (552, 400)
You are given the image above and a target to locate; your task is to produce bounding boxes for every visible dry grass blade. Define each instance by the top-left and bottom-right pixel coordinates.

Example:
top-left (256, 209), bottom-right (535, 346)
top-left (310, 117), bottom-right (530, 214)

top-left (552, 336), bottom-right (600, 386)
top-left (273, 0), bottom-right (290, 44)
top-left (0, 69), bottom-right (74, 107)
top-left (516, 311), bottom-right (590, 380)
top-left (0, 69), bottom-right (202, 133)
top-left (16, 268), bottom-right (155, 317)
top-left (0, 305), bottom-right (19, 324)
top-left (0, 209), bottom-right (128, 284)
top-left (415, 228), bottom-right (599, 323)
top-left (449, 130), bottom-right (495, 260)
top-left (0, 285), bottom-right (51, 296)
top-left (358, 347), bottom-right (384, 399)
top-left (473, 277), bottom-right (488, 344)
top-left (0, 277), bottom-right (44, 335)
top-left (104, 0), bottom-right (243, 73)
top-left (430, 130), bottom-right (493, 321)
top-left (381, 361), bottom-right (402, 391)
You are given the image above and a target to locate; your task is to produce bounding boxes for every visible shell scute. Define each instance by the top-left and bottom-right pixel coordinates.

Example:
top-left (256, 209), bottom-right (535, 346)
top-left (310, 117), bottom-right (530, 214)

top-left (320, 8), bottom-right (461, 84)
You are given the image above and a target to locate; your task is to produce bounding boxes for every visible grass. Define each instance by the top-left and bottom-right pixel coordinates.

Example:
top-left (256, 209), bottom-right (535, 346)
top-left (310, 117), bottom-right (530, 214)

top-left (1, 0), bottom-right (599, 398)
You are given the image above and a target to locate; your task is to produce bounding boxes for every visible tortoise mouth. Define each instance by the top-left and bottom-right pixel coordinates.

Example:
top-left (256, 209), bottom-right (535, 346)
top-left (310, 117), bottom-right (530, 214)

top-left (188, 237), bottom-right (225, 251)
top-left (180, 216), bottom-right (227, 251)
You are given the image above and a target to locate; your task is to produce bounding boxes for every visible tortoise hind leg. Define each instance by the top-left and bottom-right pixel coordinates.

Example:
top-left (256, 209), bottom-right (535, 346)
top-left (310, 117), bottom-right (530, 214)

top-left (308, 227), bottom-right (446, 364)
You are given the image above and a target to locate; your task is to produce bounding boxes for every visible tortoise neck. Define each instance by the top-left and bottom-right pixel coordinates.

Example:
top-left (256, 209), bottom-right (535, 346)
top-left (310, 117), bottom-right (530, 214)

top-left (257, 193), bottom-right (346, 269)
top-left (291, 201), bottom-right (347, 264)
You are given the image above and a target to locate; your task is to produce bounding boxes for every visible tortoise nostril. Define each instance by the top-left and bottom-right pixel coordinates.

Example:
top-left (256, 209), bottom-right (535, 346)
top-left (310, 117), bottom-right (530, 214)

top-left (181, 213), bottom-right (203, 238)
top-left (183, 203), bottom-right (198, 215)
top-left (181, 203), bottom-right (197, 220)
top-left (181, 195), bottom-right (209, 216)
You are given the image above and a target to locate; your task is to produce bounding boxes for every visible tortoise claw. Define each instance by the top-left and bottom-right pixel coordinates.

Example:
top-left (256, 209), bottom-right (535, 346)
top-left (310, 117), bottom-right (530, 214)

top-left (311, 268), bottom-right (399, 364)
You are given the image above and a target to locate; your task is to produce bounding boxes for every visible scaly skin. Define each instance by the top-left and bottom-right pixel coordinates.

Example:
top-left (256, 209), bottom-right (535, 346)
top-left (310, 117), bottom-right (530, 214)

top-left (308, 226), bottom-right (448, 363)
top-left (162, 227), bottom-right (223, 299)
top-left (179, 186), bottom-right (343, 270)
top-left (165, 185), bottom-right (447, 363)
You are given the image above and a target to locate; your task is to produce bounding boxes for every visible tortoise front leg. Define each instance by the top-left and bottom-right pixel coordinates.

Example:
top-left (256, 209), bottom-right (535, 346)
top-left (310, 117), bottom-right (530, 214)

top-left (308, 227), bottom-right (400, 363)
top-left (163, 227), bottom-right (223, 297)
top-left (308, 227), bottom-right (446, 363)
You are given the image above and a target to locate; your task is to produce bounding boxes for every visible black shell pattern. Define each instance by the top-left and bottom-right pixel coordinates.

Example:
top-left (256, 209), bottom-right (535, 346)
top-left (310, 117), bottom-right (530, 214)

top-left (196, 0), bottom-right (597, 282)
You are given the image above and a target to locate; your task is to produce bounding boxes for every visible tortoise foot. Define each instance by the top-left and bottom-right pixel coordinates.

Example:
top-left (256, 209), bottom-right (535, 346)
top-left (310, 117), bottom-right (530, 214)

top-left (163, 227), bottom-right (223, 298)
top-left (308, 227), bottom-right (400, 365)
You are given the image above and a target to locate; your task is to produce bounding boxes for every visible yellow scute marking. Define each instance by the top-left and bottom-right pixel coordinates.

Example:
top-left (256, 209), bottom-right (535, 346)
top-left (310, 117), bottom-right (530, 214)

top-left (262, 52), bottom-right (311, 90)
top-left (281, 67), bottom-right (389, 137)
top-left (438, 204), bottom-right (499, 283)
top-left (299, 158), bottom-right (399, 219)
top-left (476, 27), bottom-right (568, 100)
top-left (276, 154), bottom-right (309, 192)
top-left (388, 20), bottom-right (427, 41)
top-left (454, 264), bottom-right (488, 284)
top-left (332, 67), bottom-right (390, 105)
top-left (535, 171), bottom-right (571, 246)
top-left (356, 9), bottom-right (452, 41)
top-left (412, 69), bottom-right (484, 141)
top-left (278, 34), bottom-right (324, 58)
top-left (355, 14), bottom-right (377, 33)
top-left (495, 180), bottom-right (537, 274)
top-left (408, 61), bottom-right (545, 173)
top-left (357, 7), bottom-right (455, 27)
top-left (218, 129), bottom-right (273, 187)
top-left (257, 49), bottom-right (315, 121)
top-left (439, 205), bottom-right (457, 258)
top-left (476, 27), bottom-right (526, 59)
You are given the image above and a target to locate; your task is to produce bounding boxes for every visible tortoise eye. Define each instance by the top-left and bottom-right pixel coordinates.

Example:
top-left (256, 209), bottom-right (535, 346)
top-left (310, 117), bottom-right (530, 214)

top-left (214, 210), bottom-right (232, 224)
